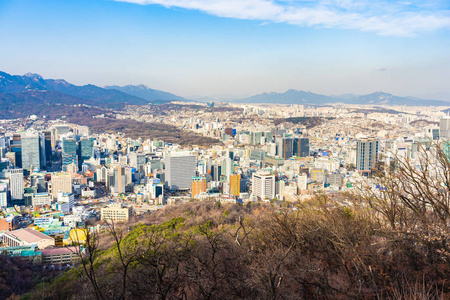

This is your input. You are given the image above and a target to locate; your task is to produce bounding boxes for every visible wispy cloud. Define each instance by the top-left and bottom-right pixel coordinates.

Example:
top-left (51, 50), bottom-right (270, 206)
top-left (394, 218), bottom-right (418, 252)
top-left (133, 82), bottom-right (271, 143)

top-left (374, 66), bottom-right (392, 71)
top-left (114, 0), bottom-right (450, 36)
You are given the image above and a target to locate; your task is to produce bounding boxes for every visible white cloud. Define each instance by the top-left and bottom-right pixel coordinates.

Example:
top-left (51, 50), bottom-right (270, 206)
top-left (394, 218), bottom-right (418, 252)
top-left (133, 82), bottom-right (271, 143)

top-left (115, 0), bottom-right (450, 36)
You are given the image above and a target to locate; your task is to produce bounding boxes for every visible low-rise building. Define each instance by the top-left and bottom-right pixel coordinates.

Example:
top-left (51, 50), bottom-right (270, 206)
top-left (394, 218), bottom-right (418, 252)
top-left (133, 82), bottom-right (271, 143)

top-left (32, 193), bottom-right (52, 207)
top-left (101, 203), bottom-right (132, 222)
top-left (40, 246), bottom-right (80, 265)
top-left (3, 228), bottom-right (55, 249)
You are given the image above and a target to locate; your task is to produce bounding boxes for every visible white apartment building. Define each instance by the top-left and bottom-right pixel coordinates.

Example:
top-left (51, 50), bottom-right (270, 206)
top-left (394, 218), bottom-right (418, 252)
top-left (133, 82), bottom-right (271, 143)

top-left (5, 169), bottom-right (24, 201)
top-left (252, 171), bottom-right (275, 201)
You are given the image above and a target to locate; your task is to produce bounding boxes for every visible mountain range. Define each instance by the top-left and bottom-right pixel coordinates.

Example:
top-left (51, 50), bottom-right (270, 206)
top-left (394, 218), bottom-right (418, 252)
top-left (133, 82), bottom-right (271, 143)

top-left (105, 84), bottom-right (186, 102)
top-left (0, 71), bottom-right (187, 110)
top-left (1, 71), bottom-right (449, 119)
top-left (233, 89), bottom-right (450, 106)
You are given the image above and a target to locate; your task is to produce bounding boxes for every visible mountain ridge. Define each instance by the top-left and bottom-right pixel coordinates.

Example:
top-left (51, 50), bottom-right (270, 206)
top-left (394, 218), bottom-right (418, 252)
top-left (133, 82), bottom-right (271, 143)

top-left (233, 89), bottom-right (450, 106)
top-left (105, 84), bottom-right (187, 102)
top-left (0, 71), bottom-right (185, 108)
top-left (1, 71), bottom-right (449, 108)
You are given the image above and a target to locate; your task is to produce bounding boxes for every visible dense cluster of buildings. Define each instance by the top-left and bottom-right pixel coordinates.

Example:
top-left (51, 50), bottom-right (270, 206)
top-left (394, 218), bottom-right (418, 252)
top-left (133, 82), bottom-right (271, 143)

top-left (0, 102), bottom-right (449, 265)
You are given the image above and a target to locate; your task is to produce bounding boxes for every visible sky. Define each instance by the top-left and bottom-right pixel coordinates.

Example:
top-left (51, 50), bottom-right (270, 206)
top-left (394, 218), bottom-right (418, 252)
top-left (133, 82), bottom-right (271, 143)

top-left (0, 0), bottom-right (450, 100)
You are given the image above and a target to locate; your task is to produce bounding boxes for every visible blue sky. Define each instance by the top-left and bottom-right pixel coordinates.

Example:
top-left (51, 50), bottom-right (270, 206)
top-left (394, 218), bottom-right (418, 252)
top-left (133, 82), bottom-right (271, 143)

top-left (1, 0), bottom-right (449, 99)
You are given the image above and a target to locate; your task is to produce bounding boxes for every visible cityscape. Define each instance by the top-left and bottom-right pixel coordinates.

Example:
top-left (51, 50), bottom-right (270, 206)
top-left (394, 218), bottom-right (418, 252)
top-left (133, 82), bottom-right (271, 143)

top-left (1, 0), bottom-right (450, 299)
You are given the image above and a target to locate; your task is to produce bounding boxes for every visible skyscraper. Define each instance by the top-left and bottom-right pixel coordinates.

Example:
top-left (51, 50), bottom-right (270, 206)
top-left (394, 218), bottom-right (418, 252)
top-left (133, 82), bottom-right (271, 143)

top-left (39, 133), bottom-right (46, 170)
top-left (211, 164), bottom-right (221, 181)
top-left (293, 137), bottom-right (310, 157)
top-left (230, 174), bottom-right (241, 196)
top-left (43, 130), bottom-right (52, 165)
top-left (221, 157), bottom-right (233, 180)
top-left (62, 138), bottom-right (78, 172)
top-left (5, 169), bottom-right (24, 201)
top-left (165, 153), bottom-right (196, 191)
top-left (9, 134), bottom-right (22, 168)
top-left (78, 138), bottom-right (94, 169)
top-left (113, 166), bottom-right (126, 194)
top-left (21, 133), bottom-right (41, 172)
top-left (356, 139), bottom-right (379, 172)
top-left (276, 137), bottom-right (294, 159)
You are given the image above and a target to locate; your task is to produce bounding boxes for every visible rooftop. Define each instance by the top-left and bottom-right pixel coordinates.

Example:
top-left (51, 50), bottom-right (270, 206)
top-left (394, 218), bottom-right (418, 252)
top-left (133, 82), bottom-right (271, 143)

top-left (7, 228), bottom-right (53, 243)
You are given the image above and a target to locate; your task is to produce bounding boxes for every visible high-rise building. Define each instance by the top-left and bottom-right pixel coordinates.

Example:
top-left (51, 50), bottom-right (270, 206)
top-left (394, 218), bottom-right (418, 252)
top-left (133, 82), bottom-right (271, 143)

top-left (53, 125), bottom-right (70, 142)
top-left (43, 130), bottom-right (52, 165)
top-left (165, 153), bottom-right (196, 191)
top-left (356, 139), bottom-right (379, 172)
top-left (30, 175), bottom-right (46, 193)
top-left (191, 176), bottom-right (207, 197)
top-left (5, 169), bottom-right (24, 201)
top-left (250, 132), bottom-right (262, 145)
top-left (62, 138), bottom-right (78, 172)
top-left (129, 151), bottom-right (146, 173)
top-left (252, 171), bottom-right (275, 200)
top-left (211, 164), bottom-right (221, 181)
top-left (113, 166), bottom-right (126, 194)
top-left (230, 174), bottom-right (241, 196)
top-left (21, 133), bottom-right (41, 172)
top-left (50, 173), bottom-right (72, 197)
top-left (78, 138), bottom-right (94, 169)
top-left (9, 134), bottom-right (22, 168)
top-left (0, 180), bottom-right (10, 207)
top-left (221, 157), bottom-right (233, 180)
top-left (276, 137), bottom-right (294, 159)
top-left (96, 166), bottom-right (108, 182)
top-left (124, 166), bottom-right (133, 185)
top-left (39, 133), bottom-right (46, 170)
top-left (440, 116), bottom-right (450, 140)
top-left (293, 137), bottom-right (310, 157)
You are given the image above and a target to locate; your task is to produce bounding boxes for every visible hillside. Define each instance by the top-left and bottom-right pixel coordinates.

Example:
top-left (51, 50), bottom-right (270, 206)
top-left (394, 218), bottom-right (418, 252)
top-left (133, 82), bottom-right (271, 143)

top-left (105, 84), bottom-right (186, 102)
top-left (23, 196), bottom-right (450, 299)
top-left (67, 115), bottom-right (220, 146)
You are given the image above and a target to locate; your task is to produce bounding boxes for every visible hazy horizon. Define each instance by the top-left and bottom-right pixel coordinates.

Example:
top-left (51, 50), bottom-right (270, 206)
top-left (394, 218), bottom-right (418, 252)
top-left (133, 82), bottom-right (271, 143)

top-left (1, 0), bottom-right (449, 100)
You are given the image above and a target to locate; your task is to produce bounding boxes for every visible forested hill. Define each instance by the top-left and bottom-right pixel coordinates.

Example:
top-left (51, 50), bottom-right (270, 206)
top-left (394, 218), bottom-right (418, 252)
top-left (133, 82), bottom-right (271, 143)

top-left (24, 191), bottom-right (450, 299)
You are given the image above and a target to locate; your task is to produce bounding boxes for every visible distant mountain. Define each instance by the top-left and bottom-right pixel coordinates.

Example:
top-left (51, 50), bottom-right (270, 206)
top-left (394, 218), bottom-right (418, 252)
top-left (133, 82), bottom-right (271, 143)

top-left (341, 92), bottom-right (450, 106)
top-left (235, 89), bottom-right (450, 106)
top-left (105, 84), bottom-right (187, 102)
top-left (237, 89), bottom-right (336, 105)
top-left (0, 71), bottom-right (165, 108)
top-left (0, 90), bottom-right (101, 119)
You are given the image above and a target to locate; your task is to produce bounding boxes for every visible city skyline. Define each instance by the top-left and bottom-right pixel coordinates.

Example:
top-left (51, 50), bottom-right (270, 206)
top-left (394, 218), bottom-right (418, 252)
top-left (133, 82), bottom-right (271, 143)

top-left (1, 0), bottom-right (449, 100)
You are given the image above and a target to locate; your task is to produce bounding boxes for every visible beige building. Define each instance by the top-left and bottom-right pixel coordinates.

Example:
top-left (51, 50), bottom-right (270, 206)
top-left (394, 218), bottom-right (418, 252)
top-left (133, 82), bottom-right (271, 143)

top-left (101, 203), bottom-right (132, 222)
top-left (50, 173), bottom-right (72, 197)
top-left (3, 228), bottom-right (55, 249)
